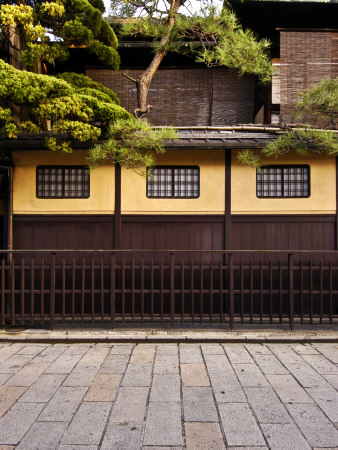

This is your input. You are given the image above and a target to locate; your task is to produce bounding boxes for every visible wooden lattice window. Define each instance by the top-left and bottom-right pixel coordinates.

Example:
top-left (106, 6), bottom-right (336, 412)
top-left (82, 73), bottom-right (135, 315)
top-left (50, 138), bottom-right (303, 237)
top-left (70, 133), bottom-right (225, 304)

top-left (257, 165), bottom-right (310, 198)
top-left (36, 166), bottom-right (90, 198)
top-left (147, 166), bottom-right (200, 198)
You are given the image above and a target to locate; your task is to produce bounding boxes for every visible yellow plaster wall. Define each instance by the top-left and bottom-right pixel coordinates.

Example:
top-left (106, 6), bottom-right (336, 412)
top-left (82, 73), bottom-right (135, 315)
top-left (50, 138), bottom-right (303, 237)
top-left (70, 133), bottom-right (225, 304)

top-left (121, 150), bottom-right (225, 214)
top-left (232, 151), bottom-right (336, 214)
top-left (12, 151), bottom-right (115, 214)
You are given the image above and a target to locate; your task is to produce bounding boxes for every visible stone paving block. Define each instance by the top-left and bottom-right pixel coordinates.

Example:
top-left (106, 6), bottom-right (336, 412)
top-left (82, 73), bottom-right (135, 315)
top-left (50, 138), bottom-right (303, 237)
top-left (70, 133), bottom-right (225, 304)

top-left (142, 447), bottom-right (182, 450)
top-left (110, 386), bottom-right (149, 422)
top-left (143, 401), bottom-right (182, 446)
top-left (285, 361), bottom-right (330, 388)
top-left (150, 373), bottom-right (180, 402)
top-left (58, 446), bottom-right (98, 450)
top-left (38, 386), bottom-right (88, 422)
top-left (130, 345), bottom-right (156, 364)
top-left (261, 423), bottom-right (311, 450)
top-left (64, 345), bottom-right (92, 355)
top-left (16, 421), bottom-right (68, 449)
top-left (0, 446), bottom-right (15, 450)
top-left (252, 355), bottom-right (289, 375)
top-left (291, 344), bottom-right (320, 355)
top-left (287, 403), bottom-right (338, 448)
top-left (232, 363), bottom-right (269, 387)
top-left (185, 422), bottom-right (226, 449)
top-left (182, 387), bottom-right (218, 422)
top-left (266, 374), bottom-right (313, 404)
top-left (323, 374), bottom-right (338, 390)
top-left (17, 345), bottom-right (46, 356)
top-left (31, 345), bottom-right (67, 363)
top-left (181, 363), bottom-right (210, 386)
top-left (203, 354), bottom-right (233, 373)
top-left (201, 344), bottom-right (224, 355)
top-left (155, 344), bottom-right (178, 355)
top-left (266, 344), bottom-right (303, 364)
top-left (179, 345), bottom-right (203, 363)
top-left (313, 344), bottom-right (338, 364)
top-left (0, 386), bottom-right (27, 418)
top-left (99, 354), bottom-right (129, 374)
top-left (153, 354), bottom-right (179, 374)
top-left (122, 364), bottom-right (152, 386)
top-left (245, 387), bottom-right (291, 424)
top-left (245, 344), bottom-right (272, 355)
top-left (0, 354), bottom-right (34, 373)
top-left (0, 402), bottom-right (45, 445)
top-left (209, 372), bottom-right (246, 403)
top-left (306, 387), bottom-right (338, 422)
top-left (223, 345), bottom-right (254, 364)
top-left (45, 353), bottom-right (83, 374)
top-left (62, 366), bottom-right (98, 387)
top-left (77, 346), bottom-right (110, 367)
top-left (18, 374), bottom-right (66, 402)
top-left (101, 421), bottom-right (142, 450)
top-left (225, 447), bottom-right (268, 449)
top-left (110, 344), bottom-right (134, 355)
top-left (5, 362), bottom-right (50, 387)
top-left (60, 402), bottom-right (111, 446)
top-left (218, 403), bottom-right (266, 447)
top-left (83, 374), bottom-right (121, 401)
top-left (0, 374), bottom-right (12, 387)
top-left (0, 346), bottom-right (23, 364)
top-left (301, 354), bottom-right (338, 375)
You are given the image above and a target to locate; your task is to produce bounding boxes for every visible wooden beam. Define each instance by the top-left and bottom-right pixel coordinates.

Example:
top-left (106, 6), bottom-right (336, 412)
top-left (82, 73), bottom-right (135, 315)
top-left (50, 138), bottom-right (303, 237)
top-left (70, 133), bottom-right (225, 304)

top-left (225, 149), bottom-right (231, 250)
top-left (114, 163), bottom-right (121, 250)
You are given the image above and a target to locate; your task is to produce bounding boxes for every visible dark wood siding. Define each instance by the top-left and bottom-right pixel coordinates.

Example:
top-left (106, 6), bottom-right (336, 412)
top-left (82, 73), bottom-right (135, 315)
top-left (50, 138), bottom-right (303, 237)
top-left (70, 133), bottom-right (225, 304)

top-left (232, 215), bottom-right (336, 251)
top-left (86, 68), bottom-right (255, 126)
top-left (13, 215), bottom-right (115, 250)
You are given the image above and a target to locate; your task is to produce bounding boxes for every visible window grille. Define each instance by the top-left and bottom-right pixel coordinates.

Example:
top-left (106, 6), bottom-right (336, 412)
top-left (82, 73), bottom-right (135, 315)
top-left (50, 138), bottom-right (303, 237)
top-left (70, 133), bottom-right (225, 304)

top-left (36, 166), bottom-right (90, 198)
top-left (257, 165), bottom-right (310, 198)
top-left (147, 166), bottom-right (200, 198)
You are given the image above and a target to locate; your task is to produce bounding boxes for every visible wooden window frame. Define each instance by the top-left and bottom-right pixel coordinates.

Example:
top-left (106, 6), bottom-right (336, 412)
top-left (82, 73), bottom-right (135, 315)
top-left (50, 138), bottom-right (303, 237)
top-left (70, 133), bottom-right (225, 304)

top-left (36, 166), bottom-right (90, 199)
top-left (256, 165), bottom-right (310, 198)
top-left (146, 166), bottom-right (200, 199)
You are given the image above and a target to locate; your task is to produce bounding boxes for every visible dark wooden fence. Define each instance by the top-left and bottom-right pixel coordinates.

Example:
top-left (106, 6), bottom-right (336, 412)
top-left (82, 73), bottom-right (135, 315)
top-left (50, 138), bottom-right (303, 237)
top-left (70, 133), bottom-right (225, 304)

top-left (1, 250), bottom-right (337, 329)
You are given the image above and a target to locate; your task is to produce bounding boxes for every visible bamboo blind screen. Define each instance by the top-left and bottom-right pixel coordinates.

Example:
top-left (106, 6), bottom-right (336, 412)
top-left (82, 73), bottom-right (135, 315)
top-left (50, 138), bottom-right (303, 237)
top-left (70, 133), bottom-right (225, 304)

top-left (86, 67), bottom-right (255, 126)
top-left (280, 31), bottom-right (338, 125)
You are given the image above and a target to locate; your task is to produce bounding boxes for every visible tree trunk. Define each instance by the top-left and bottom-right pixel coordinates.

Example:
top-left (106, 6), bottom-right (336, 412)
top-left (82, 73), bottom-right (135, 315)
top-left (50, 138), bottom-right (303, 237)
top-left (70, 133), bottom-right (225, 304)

top-left (133, 0), bottom-right (183, 119)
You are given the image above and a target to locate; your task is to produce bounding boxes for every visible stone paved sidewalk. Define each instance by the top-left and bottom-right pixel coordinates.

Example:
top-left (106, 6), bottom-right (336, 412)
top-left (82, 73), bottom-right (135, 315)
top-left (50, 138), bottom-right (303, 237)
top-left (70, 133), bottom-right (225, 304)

top-left (0, 341), bottom-right (337, 449)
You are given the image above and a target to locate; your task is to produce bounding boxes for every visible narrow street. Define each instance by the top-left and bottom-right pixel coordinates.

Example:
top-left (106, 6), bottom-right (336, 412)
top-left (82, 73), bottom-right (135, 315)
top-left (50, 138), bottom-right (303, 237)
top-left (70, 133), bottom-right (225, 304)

top-left (0, 341), bottom-right (337, 449)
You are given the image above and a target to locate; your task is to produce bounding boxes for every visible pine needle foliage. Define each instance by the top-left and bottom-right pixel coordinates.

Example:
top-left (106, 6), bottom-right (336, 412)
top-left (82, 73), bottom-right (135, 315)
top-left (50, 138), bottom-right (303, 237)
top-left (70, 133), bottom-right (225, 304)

top-left (238, 78), bottom-right (338, 167)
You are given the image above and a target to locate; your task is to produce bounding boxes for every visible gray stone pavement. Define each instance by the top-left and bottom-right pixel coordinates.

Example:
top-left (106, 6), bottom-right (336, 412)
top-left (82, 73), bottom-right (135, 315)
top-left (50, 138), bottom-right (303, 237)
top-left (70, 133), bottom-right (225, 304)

top-left (0, 341), bottom-right (337, 449)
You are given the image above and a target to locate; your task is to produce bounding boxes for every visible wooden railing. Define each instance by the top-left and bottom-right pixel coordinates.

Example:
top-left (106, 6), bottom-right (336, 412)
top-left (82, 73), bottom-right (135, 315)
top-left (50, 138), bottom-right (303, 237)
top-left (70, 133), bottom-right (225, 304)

top-left (1, 250), bottom-right (337, 329)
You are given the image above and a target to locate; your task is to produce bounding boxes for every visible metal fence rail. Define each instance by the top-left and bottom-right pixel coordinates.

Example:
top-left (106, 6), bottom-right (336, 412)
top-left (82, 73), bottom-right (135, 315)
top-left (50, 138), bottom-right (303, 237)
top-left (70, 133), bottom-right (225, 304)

top-left (1, 250), bottom-right (337, 329)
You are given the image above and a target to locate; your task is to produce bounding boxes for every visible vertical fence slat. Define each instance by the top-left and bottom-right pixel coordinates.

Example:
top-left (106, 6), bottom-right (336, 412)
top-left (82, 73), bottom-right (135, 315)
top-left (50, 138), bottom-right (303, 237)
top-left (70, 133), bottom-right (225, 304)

top-left (62, 259), bottom-right (66, 324)
top-left (81, 259), bottom-right (85, 325)
top-left (131, 259), bottom-right (135, 324)
top-left (260, 261), bottom-right (263, 325)
top-left (191, 258), bottom-right (194, 324)
top-left (50, 254), bottom-right (56, 330)
top-left (91, 259), bottom-right (95, 324)
top-left (71, 259), bottom-right (75, 324)
top-left (219, 259), bottom-right (223, 324)
top-left (209, 260), bottom-right (213, 324)
top-left (279, 261), bottom-right (283, 324)
top-left (41, 259), bottom-right (45, 326)
top-left (250, 259), bottom-right (253, 324)
top-left (300, 260), bottom-right (304, 325)
top-left (310, 260), bottom-right (313, 325)
top-left (111, 253), bottom-right (116, 329)
top-left (329, 260), bottom-right (333, 325)
top-left (200, 259), bottom-right (204, 325)
top-left (151, 259), bottom-right (154, 324)
top-left (320, 260), bottom-right (323, 325)
top-left (122, 258), bottom-right (125, 324)
top-left (141, 259), bottom-right (145, 324)
top-left (181, 259), bottom-right (185, 324)
top-left (240, 260), bottom-right (244, 325)
top-left (269, 260), bottom-right (273, 324)
top-left (170, 253), bottom-right (175, 328)
top-left (31, 259), bottom-right (34, 325)
top-left (160, 259), bottom-right (164, 324)
top-left (21, 259), bottom-right (25, 326)
top-left (1, 259), bottom-right (5, 325)
top-left (100, 259), bottom-right (104, 323)
top-left (289, 253), bottom-right (294, 330)
top-left (229, 253), bottom-right (234, 330)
